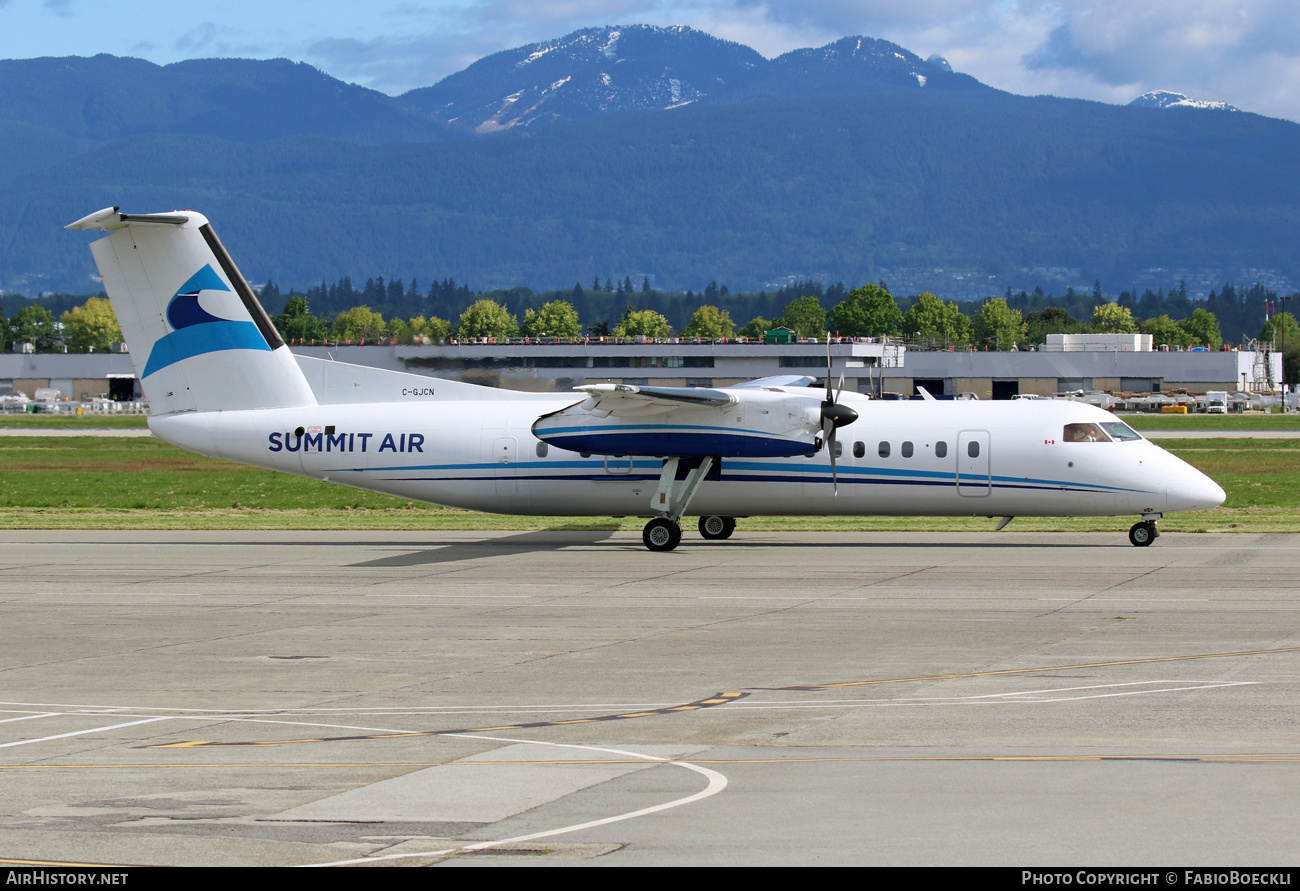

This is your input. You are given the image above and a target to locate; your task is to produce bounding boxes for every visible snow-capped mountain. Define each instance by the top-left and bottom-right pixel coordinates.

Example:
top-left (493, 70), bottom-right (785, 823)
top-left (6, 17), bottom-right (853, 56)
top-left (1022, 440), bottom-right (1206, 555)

top-left (1130, 90), bottom-right (1240, 112)
top-left (401, 26), bottom-right (981, 134)
top-left (764, 36), bottom-right (965, 92)
top-left (401, 25), bottom-right (763, 133)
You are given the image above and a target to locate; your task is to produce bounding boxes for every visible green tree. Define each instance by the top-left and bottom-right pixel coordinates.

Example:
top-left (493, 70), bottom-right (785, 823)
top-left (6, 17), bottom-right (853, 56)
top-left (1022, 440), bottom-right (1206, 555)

top-left (1260, 311), bottom-right (1300, 346)
top-left (1090, 302), bottom-right (1138, 333)
top-left (972, 297), bottom-right (1027, 350)
top-left (827, 283), bottom-right (902, 338)
top-left (776, 295), bottom-right (826, 339)
top-left (1260, 312), bottom-right (1299, 385)
top-left (682, 305), bottom-right (735, 339)
top-left (613, 309), bottom-right (671, 338)
top-left (457, 299), bottom-right (518, 339)
top-left (333, 305), bottom-right (386, 343)
top-left (273, 294), bottom-right (328, 343)
top-left (737, 316), bottom-right (770, 339)
top-left (404, 315), bottom-right (452, 343)
top-left (1025, 306), bottom-right (1086, 345)
top-left (60, 296), bottom-right (122, 352)
top-left (8, 304), bottom-right (59, 351)
top-left (521, 300), bottom-right (582, 338)
top-left (1178, 307), bottom-right (1222, 349)
top-left (385, 317), bottom-right (410, 342)
top-left (901, 292), bottom-right (969, 345)
top-left (1140, 314), bottom-right (1194, 349)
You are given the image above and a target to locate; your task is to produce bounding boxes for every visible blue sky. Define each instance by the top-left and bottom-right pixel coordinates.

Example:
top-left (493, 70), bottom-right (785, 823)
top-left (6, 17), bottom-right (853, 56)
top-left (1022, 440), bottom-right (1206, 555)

top-left (4, 0), bottom-right (1298, 121)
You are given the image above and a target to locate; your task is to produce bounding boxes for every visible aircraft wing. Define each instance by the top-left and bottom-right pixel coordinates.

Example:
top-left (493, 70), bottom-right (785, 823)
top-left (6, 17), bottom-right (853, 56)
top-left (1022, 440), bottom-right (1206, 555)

top-left (730, 375), bottom-right (816, 389)
top-left (572, 383), bottom-right (736, 417)
top-left (534, 381), bottom-right (823, 458)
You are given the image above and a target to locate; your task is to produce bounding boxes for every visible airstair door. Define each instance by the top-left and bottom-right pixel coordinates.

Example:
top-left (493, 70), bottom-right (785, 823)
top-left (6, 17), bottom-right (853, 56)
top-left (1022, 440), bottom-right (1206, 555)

top-left (957, 430), bottom-right (990, 496)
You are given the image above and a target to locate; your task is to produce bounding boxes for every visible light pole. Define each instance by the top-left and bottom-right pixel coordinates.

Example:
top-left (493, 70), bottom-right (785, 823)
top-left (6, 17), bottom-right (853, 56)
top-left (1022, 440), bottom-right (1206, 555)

top-left (1275, 295), bottom-right (1293, 412)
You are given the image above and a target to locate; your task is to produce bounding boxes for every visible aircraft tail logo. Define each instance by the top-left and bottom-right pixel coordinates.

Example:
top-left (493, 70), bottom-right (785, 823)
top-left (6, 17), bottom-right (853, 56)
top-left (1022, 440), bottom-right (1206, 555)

top-left (143, 264), bottom-right (273, 378)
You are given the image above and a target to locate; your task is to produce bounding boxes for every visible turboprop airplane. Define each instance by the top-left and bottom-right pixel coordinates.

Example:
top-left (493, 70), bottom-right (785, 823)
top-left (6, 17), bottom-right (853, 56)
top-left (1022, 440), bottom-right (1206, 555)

top-left (68, 207), bottom-right (1226, 551)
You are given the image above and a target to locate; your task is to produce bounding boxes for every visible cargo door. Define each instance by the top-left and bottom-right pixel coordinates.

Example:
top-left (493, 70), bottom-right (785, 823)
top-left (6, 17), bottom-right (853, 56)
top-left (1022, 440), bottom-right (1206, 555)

top-left (494, 436), bottom-right (517, 496)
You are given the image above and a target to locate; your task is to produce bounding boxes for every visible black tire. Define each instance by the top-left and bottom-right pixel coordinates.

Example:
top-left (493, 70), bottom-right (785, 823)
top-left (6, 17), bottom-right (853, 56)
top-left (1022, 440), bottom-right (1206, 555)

top-left (698, 516), bottom-right (736, 540)
top-left (643, 518), bottom-right (682, 551)
top-left (1128, 521), bottom-right (1155, 547)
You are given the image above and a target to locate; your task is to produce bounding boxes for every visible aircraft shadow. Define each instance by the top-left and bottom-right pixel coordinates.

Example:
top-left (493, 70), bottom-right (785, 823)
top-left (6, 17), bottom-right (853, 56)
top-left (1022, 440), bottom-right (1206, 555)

top-left (350, 528), bottom-right (620, 567)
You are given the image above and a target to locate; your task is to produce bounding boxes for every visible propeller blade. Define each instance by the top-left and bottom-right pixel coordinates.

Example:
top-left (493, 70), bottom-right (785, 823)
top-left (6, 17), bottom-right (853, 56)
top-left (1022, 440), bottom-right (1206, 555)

top-left (823, 415), bottom-right (838, 495)
top-left (824, 332), bottom-right (835, 404)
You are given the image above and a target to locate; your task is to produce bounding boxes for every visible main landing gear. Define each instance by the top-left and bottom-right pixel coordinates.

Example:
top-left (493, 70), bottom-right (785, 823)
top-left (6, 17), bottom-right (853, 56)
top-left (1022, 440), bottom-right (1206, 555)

top-left (698, 515), bottom-right (736, 540)
top-left (1128, 517), bottom-right (1161, 547)
top-left (640, 456), bottom-right (735, 551)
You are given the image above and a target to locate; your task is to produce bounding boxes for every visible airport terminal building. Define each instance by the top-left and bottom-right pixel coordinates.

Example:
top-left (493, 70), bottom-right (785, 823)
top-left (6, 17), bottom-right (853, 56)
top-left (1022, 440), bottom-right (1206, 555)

top-left (0, 335), bottom-right (1283, 405)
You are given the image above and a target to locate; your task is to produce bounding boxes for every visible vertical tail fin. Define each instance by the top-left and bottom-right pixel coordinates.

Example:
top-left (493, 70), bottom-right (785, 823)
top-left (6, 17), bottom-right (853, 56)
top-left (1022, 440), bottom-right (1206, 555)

top-left (67, 207), bottom-right (316, 414)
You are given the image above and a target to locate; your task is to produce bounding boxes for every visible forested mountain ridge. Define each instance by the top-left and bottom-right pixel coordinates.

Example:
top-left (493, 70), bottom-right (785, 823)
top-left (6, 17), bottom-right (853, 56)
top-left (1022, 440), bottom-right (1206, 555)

top-left (2, 27), bottom-right (1297, 300)
top-left (0, 55), bottom-right (455, 145)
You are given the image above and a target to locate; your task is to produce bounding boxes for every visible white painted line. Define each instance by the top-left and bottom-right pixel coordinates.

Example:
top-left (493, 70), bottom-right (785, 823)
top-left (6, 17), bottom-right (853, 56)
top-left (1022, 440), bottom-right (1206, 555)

top-left (298, 734), bottom-right (729, 867)
top-left (363, 593), bottom-right (531, 598)
top-left (987, 682), bottom-right (1253, 704)
top-left (911, 680), bottom-right (1255, 701)
top-left (726, 682), bottom-right (1257, 709)
top-left (0, 699), bottom-right (685, 715)
top-left (0, 716), bottom-right (169, 748)
top-left (0, 713), bottom-right (58, 725)
top-left (25, 593), bottom-right (204, 597)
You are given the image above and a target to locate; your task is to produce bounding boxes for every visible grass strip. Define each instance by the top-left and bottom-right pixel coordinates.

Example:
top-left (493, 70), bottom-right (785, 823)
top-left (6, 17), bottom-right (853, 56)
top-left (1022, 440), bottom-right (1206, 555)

top-left (0, 435), bottom-right (1293, 533)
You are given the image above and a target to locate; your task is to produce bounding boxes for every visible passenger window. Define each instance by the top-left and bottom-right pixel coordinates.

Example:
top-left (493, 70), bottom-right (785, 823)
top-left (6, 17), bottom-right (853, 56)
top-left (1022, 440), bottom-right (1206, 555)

top-left (878, 441), bottom-right (890, 458)
top-left (935, 441), bottom-right (947, 458)
top-left (853, 441), bottom-right (865, 458)
top-left (902, 441), bottom-right (913, 458)
top-left (833, 440), bottom-right (843, 458)
top-left (967, 441), bottom-right (980, 458)
top-left (535, 442), bottom-right (549, 457)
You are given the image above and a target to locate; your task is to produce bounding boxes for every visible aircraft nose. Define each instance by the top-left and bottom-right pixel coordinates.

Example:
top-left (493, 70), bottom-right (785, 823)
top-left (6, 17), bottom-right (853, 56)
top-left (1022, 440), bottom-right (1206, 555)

top-left (1167, 468), bottom-right (1226, 512)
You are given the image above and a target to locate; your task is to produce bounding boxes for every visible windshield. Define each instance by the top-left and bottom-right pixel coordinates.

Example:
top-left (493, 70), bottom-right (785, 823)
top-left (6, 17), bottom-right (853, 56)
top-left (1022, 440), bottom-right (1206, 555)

top-left (1063, 422), bottom-right (1143, 442)
top-left (1100, 421), bottom-right (1142, 441)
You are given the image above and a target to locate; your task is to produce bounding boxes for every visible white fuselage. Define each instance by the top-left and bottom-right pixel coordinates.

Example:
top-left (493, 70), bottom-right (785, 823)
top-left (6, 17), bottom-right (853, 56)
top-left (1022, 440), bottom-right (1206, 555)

top-left (149, 390), bottom-right (1225, 520)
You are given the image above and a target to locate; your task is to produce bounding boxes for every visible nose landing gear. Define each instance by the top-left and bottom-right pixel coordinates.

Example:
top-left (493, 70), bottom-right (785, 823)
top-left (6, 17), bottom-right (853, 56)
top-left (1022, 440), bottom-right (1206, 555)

top-left (641, 456), bottom-right (719, 551)
top-left (643, 517), bottom-right (683, 551)
top-left (1128, 519), bottom-right (1160, 547)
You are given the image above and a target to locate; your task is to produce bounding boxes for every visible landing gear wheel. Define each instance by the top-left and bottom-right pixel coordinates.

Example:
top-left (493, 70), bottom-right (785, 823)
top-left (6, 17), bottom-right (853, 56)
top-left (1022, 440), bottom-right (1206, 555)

top-left (698, 516), bottom-right (736, 540)
top-left (643, 518), bottom-right (682, 552)
top-left (1128, 521), bottom-right (1157, 547)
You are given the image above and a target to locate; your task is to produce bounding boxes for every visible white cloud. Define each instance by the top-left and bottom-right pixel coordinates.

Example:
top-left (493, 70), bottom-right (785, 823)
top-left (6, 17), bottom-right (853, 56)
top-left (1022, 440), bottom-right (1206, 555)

top-left (1012, 0), bottom-right (1300, 119)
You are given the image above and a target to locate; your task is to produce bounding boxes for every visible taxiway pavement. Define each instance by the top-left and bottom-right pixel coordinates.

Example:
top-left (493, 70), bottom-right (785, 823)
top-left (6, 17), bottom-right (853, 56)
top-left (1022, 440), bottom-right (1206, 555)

top-left (1, 530), bottom-right (1296, 866)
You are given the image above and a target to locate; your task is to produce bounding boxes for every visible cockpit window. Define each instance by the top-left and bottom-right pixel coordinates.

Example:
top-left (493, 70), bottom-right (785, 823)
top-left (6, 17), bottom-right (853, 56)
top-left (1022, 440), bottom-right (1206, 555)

top-left (1100, 422), bottom-right (1142, 442)
top-left (1063, 423), bottom-right (1110, 442)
